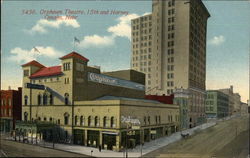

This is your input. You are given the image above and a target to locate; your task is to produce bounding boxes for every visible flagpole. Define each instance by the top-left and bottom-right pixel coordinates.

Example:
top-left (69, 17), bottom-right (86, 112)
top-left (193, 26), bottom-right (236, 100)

top-left (73, 38), bottom-right (75, 52)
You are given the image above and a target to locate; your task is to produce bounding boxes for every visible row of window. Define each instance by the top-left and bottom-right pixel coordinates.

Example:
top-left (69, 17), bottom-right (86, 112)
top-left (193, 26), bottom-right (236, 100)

top-left (0, 108), bottom-right (12, 117)
top-left (1, 98), bottom-right (11, 106)
top-left (133, 55), bottom-right (152, 61)
top-left (24, 93), bottom-right (69, 106)
top-left (132, 48), bottom-right (152, 55)
top-left (132, 15), bottom-right (152, 24)
top-left (63, 62), bottom-right (71, 71)
top-left (32, 77), bottom-right (60, 84)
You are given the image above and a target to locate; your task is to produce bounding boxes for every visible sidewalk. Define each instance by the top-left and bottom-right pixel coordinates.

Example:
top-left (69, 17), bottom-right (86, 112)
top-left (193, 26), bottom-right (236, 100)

top-left (6, 121), bottom-right (217, 157)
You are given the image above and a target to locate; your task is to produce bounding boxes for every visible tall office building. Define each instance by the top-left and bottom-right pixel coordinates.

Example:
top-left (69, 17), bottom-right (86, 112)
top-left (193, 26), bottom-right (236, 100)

top-left (131, 0), bottom-right (210, 127)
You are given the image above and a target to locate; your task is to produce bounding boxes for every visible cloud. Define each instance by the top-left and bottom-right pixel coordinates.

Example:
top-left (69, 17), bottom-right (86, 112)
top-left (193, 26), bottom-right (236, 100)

top-left (26, 16), bottom-right (80, 34)
top-left (76, 13), bottom-right (142, 48)
top-left (77, 35), bottom-right (115, 48)
top-left (9, 46), bottom-right (63, 63)
top-left (208, 35), bottom-right (225, 46)
top-left (108, 13), bottom-right (140, 39)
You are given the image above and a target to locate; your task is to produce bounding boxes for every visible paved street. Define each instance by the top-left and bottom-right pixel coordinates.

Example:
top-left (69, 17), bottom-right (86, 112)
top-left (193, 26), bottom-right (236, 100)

top-left (144, 115), bottom-right (249, 158)
top-left (0, 139), bottom-right (88, 157)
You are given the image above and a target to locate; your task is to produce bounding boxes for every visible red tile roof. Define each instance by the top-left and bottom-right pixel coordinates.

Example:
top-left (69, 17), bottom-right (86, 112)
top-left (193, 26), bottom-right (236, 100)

top-left (30, 66), bottom-right (62, 78)
top-left (21, 60), bottom-right (45, 68)
top-left (60, 52), bottom-right (89, 62)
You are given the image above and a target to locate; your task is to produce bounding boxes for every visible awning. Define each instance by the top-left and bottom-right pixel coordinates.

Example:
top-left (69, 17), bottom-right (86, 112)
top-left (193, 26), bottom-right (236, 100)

top-left (102, 131), bottom-right (118, 135)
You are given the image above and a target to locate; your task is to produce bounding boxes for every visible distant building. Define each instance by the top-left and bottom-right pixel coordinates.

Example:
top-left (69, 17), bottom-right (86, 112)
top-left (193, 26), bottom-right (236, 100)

top-left (0, 87), bottom-right (22, 132)
top-left (205, 90), bottom-right (229, 118)
top-left (17, 51), bottom-right (180, 151)
top-left (131, 0), bottom-right (210, 128)
top-left (219, 86), bottom-right (241, 115)
top-left (173, 88), bottom-right (189, 129)
top-left (240, 102), bottom-right (248, 115)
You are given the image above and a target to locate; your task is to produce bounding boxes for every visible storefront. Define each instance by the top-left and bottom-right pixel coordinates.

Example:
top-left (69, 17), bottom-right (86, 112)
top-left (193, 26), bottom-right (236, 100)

top-left (87, 130), bottom-right (99, 147)
top-left (102, 132), bottom-right (117, 150)
top-left (73, 129), bottom-right (85, 145)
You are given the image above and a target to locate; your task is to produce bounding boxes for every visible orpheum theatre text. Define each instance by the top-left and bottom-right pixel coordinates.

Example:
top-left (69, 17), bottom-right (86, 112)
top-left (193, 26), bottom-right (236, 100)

top-left (22, 9), bottom-right (129, 20)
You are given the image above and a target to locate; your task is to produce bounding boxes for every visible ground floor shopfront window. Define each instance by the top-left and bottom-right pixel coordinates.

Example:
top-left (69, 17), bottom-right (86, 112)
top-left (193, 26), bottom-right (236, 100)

top-left (87, 130), bottom-right (99, 147)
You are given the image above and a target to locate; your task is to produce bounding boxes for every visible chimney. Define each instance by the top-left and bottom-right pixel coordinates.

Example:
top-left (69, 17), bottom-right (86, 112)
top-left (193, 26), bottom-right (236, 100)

top-left (230, 85), bottom-right (233, 92)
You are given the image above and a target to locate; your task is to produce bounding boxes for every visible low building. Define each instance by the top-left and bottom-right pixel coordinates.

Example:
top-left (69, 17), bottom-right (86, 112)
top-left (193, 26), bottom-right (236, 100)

top-left (0, 88), bottom-right (22, 132)
top-left (219, 86), bottom-right (241, 115)
top-left (240, 102), bottom-right (248, 115)
top-left (17, 51), bottom-right (180, 151)
top-left (205, 90), bottom-right (229, 118)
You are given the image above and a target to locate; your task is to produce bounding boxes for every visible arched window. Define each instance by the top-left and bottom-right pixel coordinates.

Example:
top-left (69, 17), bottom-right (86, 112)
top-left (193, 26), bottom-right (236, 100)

top-left (44, 117), bottom-right (47, 121)
top-left (24, 95), bottom-right (28, 105)
top-left (80, 116), bottom-right (84, 126)
top-left (24, 112), bottom-right (28, 121)
top-left (148, 116), bottom-right (150, 125)
top-left (111, 117), bottom-right (115, 128)
top-left (158, 116), bottom-right (161, 124)
top-left (38, 94), bottom-right (41, 105)
top-left (49, 94), bottom-right (53, 105)
top-left (155, 116), bottom-right (158, 124)
top-left (88, 116), bottom-right (91, 126)
top-left (75, 115), bottom-right (78, 125)
top-left (95, 116), bottom-right (99, 127)
top-left (49, 117), bottom-right (53, 122)
top-left (64, 113), bottom-right (69, 125)
top-left (38, 117), bottom-right (41, 121)
top-left (64, 93), bottom-right (69, 105)
top-left (144, 116), bottom-right (147, 125)
top-left (43, 94), bottom-right (48, 105)
top-left (103, 116), bottom-right (107, 127)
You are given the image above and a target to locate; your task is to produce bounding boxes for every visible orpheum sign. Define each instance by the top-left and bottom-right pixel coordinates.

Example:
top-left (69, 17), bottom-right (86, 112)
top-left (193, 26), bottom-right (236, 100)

top-left (88, 72), bottom-right (145, 91)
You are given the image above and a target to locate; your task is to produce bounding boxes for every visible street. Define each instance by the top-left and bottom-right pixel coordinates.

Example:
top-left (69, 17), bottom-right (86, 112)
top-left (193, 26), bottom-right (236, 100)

top-left (144, 115), bottom-right (249, 158)
top-left (0, 139), bottom-right (88, 157)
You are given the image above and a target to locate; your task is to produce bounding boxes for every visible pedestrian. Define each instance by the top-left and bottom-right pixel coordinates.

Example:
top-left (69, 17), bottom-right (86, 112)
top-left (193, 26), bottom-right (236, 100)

top-left (99, 144), bottom-right (102, 152)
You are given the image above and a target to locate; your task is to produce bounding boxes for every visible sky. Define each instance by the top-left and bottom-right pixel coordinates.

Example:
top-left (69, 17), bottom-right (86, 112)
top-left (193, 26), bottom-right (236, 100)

top-left (1, 0), bottom-right (250, 102)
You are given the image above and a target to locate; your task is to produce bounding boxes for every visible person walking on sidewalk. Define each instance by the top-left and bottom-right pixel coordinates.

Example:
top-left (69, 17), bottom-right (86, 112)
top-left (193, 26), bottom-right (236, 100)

top-left (99, 144), bottom-right (102, 152)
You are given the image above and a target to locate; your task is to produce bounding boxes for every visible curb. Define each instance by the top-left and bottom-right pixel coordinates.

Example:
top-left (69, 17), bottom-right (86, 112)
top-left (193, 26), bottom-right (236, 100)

top-left (4, 139), bottom-right (93, 157)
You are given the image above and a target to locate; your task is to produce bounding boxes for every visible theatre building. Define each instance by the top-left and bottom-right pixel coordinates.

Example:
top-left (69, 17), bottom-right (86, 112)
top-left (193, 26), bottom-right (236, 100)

top-left (17, 51), bottom-right (180, 151)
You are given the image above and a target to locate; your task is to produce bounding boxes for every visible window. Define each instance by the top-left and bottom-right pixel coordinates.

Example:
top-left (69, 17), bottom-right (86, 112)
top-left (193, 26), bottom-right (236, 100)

top-left (24, 95), bottom-right (28, 105)
top-left (88, 116), bottom-right (91, 126)
top-left (80, 116), bottom-right (84, 126)
top-left (23, 70), bottom-right (29, 76)
top-left (75, 116), bottom-right (78, 125)
top-left (44, 117), bottom-right (47, 121)
top-left (148, 116), bottom-right (150, 124)
top-left (64, 93), bottom-right (69, 105)
top-left (144, 116), bottom-right (147, 125)
top-left (103, 116), bottom-right (107, 127)
top-left (38, 117), bottom-right (41, 121)
top-left (95, 116), bottom-right (99, 127)
top-left (49, 117), bottom-right (53, 122)
top-left (64, 113), bottom-right (69, 125)
top-left (155, 116), bottom-right (158, 124)
top-left (111, 117), bottom-right (115, 128)
top-left (58, 119), bottom-right (60, 125)
top-left (37, 94), bottom-right (41, 105)
top-left (63, 62), bottom-right (71, 71)
top-left (43, 94), bottom-right (48, 105)
top-left (49, 94), bottom-right (53, 105)
top-left (24, 112), bottom-right (28, 121)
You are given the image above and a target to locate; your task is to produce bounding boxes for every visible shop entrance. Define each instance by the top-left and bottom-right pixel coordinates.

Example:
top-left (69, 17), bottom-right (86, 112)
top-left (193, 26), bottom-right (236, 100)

top-left (87, 130), bottom-right (99, 147)
top-left (102, 133), bottom-right (116, 150)
top-left (73, 129), bottom-right (84, 145)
